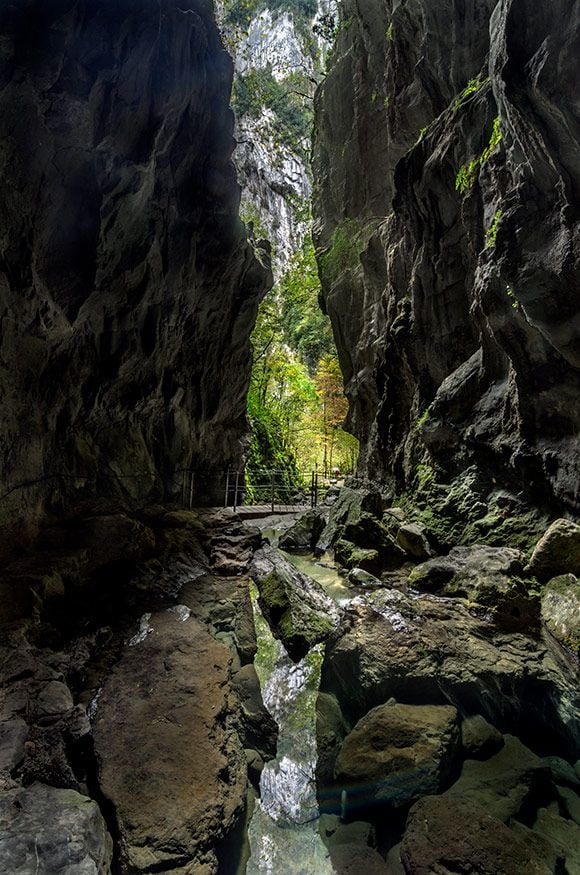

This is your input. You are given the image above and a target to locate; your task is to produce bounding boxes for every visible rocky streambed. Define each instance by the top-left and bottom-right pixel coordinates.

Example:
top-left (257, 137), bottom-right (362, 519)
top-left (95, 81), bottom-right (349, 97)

top-left (0, 487), bottom-right (579, 873)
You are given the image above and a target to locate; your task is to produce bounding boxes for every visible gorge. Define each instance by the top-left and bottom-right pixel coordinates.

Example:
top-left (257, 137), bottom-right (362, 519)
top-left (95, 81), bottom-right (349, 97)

top-left (0, 0), bottom-right (579, 874)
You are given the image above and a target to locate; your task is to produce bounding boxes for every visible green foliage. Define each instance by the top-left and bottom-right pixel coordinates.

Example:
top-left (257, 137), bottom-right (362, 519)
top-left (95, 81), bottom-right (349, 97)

top-left (386, 21), bottom-right (394, 40)
top-left (485, 209), bottom-right (503, 247)
top-left (232, 68), bottom-right (312, 157)
top-left (415, 409), bottom-right (430, 430)
top-left (279, 239), bottom-right (334, 372)
top-left (452, 76), bottom-right (489, 111)
top-left (455, 116), bottom-right (503, 193)
top-left (455, 159), bottom-right (479, 193)
top-left (505, 284), bottom-right (520, 310)
top-left (481, 116), bottom-right (503, 163)
top-left (416, 463), bottom-right (435, 491)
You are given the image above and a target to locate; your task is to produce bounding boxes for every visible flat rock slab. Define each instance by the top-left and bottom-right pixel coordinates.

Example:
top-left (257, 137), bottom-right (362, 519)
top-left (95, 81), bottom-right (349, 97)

top-left (0, 782), bottom-right (112, 874)
top-left (93, 610), bottom-right (246, 873)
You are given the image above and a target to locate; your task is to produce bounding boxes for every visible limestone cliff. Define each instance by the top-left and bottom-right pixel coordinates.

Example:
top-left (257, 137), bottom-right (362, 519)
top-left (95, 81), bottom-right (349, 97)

top-left (0, 0), bottom-right (271, 530)
top-left (314, 0), bottom-right (580, 516)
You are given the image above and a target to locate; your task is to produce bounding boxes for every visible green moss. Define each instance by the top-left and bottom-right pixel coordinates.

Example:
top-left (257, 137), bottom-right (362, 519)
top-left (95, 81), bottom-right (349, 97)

top-left (485, 209), bottom-right (503, 247)
top-left (455, 116), bottom-right (503, 194)
top-left (386, 21), bottom-right (394, 40)
top-left (452, 76), bottom-right (489, 111)
top-left (505, 284), bottom-right (521, 310)
top-left (415, 409), bottom-right (430, 430)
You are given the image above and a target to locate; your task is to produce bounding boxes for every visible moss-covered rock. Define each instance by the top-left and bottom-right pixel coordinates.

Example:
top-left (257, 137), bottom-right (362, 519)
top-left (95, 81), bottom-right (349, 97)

top-left (316, 485), bottom-right (384, 551)
top-left (528, 519), bottom-right (580, 581)
top-left (408, 546), bottom-right (539, 631)
top-left (251, 546), bottom-right (339, 661)
top-left (541, 573), bottom-right (580, 656)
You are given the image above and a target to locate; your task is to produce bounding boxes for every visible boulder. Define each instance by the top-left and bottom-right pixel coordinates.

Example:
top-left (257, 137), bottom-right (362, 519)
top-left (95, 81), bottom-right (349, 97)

top-left (279, 509), bottom-right (327, 551)
top-left (541, 573), bottom-right (580, 655)
top-left (528, 519), bottom-right (580, 581)
top-left (334, 540), bottom-right (382, 574)
top-left (251, 546), bottom-right (339, 661)
top-left (409, 545), bottom-right (536, 630)
top-left (445, 735), bottom-right (553, 822)
top-left (93, 610), bottom-right (247, 873)
top-left (396, 524), bottom-right (433, 559)
top-left (460, 714), bottom-right (504, 759)
top-left (0, 783), bottom-right (113, 874)
top-left (316, 486), bottom-right (384, 552)
top-left (348, 567), bottom-right (382, 587)
top-left (401, 795), bottom-right (552, 875)
top-left (334, 701), bottom-right (460, 812)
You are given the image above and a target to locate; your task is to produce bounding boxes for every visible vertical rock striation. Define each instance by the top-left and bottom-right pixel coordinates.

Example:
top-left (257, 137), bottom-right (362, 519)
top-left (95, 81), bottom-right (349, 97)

top-left (0, 0), bottom-right (272, 529)
top-left (313, 0), bottom-right (580, 514)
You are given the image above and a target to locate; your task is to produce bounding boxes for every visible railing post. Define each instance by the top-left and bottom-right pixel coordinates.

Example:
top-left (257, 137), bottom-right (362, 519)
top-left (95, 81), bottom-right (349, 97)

top-left (271, 470), bottom-right (275, 513)
top-left (234, 469), bottom-right (240, 511)
top-left (310, 471), bottom-right (315, 508)
top-left (314, 472), bottom-right (319, 508)
top-left (224, 468), bottom-right (230, 508)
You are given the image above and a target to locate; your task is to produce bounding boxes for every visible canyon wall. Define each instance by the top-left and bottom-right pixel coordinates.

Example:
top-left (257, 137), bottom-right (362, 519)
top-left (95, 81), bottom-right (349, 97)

top-left (0, 0), bottom-right (271, 529)
top-left (314, 0), bottom-right (580, 516)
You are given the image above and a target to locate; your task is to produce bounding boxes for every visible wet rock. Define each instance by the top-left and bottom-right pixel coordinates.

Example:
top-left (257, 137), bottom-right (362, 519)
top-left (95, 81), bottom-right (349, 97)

top-left (36, 681), bottom-right (74, 723)
top-left (316, 692), bottom-right (349, 797)
top-left (401, 795), bottom-right (552, 875)
top-left (245, 748), bottom-right (265, 790)
top-left (541, 573), bottom-right (580, 655)
top-left (396, 524), bottom-right (433, 560)
top-left (251, 546), bottom-right (339, 661)
top-left (445, 735), bottom-right (553, 822)
top-left (409, 545), bottom-right (536, 630)
top-left (334, 701), bottom-right (460, 812)
top-left (72, 514), bottom-right (156, 567)
top-left (334, 541), bottom-right (382, 574)
top-left (528, 520), bottom-right (580, 581)
top-left (318, 588), bottom-right (580, 768)
top-left (278, 509), bottom-right (328, 551)
top-left (232, 664), bottom-right (278, 760)
top-left (0, 782), bottom-right (113, 874)
top-left (93, 610), bottom-right (247, 872)
top-left (460, 714), bottom-right (504, 759)
top-left (348, 568), bottom-right (382, 588)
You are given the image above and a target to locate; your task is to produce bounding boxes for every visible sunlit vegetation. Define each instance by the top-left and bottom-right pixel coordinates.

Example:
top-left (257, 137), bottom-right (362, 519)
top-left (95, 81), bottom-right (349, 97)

top-left (248, 236), bottom-right (358, 479)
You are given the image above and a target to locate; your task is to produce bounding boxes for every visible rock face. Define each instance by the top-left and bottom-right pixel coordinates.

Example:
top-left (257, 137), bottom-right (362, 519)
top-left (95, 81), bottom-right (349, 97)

top-left (0, 783), bottom-right (113, 875)
top-left (313, 0), bottom-right (580, 514)
top-left (0, 0), bottom-right (271, 532)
